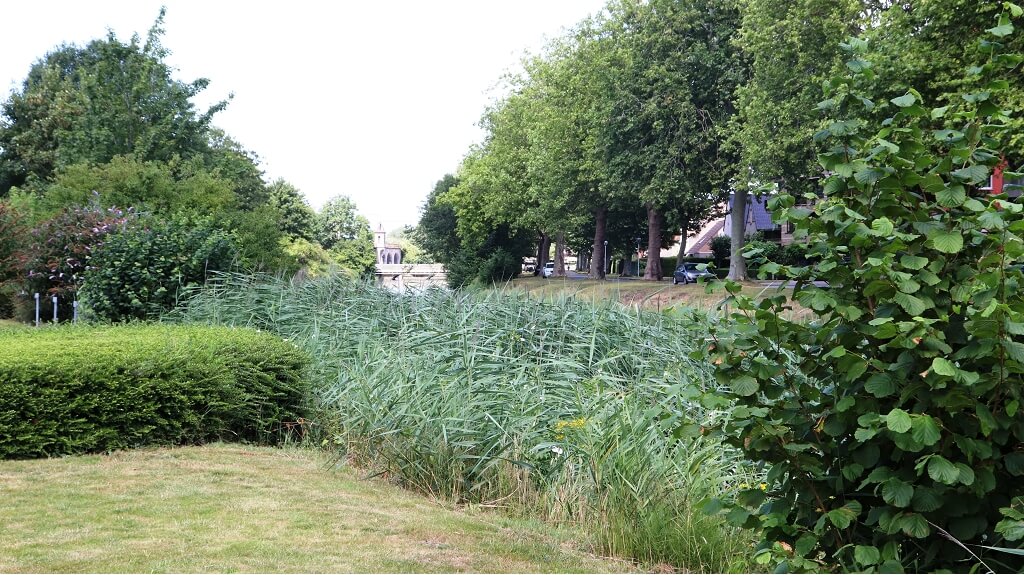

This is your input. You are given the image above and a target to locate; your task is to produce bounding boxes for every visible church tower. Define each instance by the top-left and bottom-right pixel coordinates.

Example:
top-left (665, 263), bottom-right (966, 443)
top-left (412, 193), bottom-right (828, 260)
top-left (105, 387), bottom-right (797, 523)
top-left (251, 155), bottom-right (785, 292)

top-left (374, 224), bottom-right (386, 263)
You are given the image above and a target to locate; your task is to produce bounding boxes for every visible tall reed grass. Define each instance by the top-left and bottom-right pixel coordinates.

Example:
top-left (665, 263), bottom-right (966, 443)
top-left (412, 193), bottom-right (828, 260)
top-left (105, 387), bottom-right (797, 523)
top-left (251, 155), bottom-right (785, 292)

top-left (170, 273), bottom-right (756, 572)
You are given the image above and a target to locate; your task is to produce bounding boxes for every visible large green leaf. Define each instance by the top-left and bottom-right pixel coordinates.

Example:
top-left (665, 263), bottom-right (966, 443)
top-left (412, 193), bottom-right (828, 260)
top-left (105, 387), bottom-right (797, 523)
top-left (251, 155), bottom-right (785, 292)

top-left (886, 408), bottom-right (913, 433)
top-left (891, 93), bottom-right (916, 107)
top-left (911, 415), bottom-right (941, 446)
top-left (994, 518), bottom-right (1024, 542)
top-left (900, 255), bottom-right (929, 270)
top-left (882, 478), bottom-right (914, 507)
top-left (1004, 340), bottom-right (1024, 363)
top-left (855, 167), bottom-right (887, 185)
top-left (854, 545), bottom-right (881, 566)
top-left (930, 231), bottom-right (964, 254)
top-left (936, 185), bottom-right (966, 207)
top-left (950, 164), bottom-right (989, 184)
top-left (865, 373), bottom-right (896, 397)
top-left (931, 357), bottom-right (957, 376)
top-left (893, 292), bottom-right (928, 315)
top-left (731, 375), bottom-right (759, 396)
top-left (794, 533), bottom-right (818, 557)
top-left (988, 15), bottom-right (1015, 37)
top-left (898, 513), bottom-right (931, 538)
top-left (911, 488), bottom-right (944, 512)
top-left (927, 455), bottom-right (960, 485)
top-left (871, 217), bottom-right (894, 236)
top-left (827, 501), bottom-right (862, 529)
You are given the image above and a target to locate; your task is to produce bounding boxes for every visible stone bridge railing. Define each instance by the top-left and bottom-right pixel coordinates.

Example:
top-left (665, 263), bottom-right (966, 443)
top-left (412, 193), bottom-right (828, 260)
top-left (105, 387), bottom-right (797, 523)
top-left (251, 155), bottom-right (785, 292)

top-left (374, 264), bottom-right (447, 290)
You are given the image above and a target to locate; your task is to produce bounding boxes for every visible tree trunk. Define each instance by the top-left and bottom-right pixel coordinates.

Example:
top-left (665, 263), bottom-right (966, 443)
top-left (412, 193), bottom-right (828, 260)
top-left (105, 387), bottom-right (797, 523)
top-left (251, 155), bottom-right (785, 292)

top-left (554, 232), bottom-right (567, 277)
top-left (536, 232), bottom-right (550, 276)
top-left (728, 190), bottom-right (748, 281)
top-left (590, 206), bottom-right (608, 279)
top-left (644, 204), bottom-right (663, 281)
top-left (678, 218), bottom-right (690, 260)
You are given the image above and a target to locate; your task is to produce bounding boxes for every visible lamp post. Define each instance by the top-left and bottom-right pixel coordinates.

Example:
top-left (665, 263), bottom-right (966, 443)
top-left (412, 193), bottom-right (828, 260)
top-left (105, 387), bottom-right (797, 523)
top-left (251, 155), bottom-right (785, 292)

top-left (603, 240), bottom-right (609, 278)
top-left (635, 237), bottom-right (642, 277)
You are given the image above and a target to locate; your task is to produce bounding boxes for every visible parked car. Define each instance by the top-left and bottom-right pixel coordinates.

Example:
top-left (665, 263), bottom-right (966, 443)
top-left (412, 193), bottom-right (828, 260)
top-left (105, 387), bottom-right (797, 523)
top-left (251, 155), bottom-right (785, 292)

top-left (673, 262), bottom-right (715, 285)
top-left (542, 261), bottom-right (556, 278)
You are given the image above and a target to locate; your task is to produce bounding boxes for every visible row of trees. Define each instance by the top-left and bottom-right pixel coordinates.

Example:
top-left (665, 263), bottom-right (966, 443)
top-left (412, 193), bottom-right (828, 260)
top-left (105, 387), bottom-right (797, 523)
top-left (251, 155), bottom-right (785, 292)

top-left (416, 0), bottom-right (1023, 286)
top-left (0, 10), bottom-right (377, 321)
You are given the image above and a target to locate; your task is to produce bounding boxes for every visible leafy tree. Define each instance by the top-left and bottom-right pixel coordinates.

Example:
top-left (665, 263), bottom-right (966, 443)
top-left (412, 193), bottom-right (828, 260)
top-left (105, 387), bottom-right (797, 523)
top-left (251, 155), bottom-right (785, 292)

top-left (42, 155), bottom-right (234, 216)
top-left (316, 195), bottom-right (375, 277)
top-left (79, 214), bottom-right (236, 321)
top-left (389, 226), bottom-right (427, 264)
top-left (0, 8), bottom-right (225, 194)
top-left (601, 0), bottom-right (744, 281)
top-left (221, 206), bottom-right (290, 272)
top-left (203, 129), bottom-right (270, 211)
top-left (444, 150), bottom-right (538, 286)
top-left (0, 202), bottom-right (25, 317)
top-left (268, 179), bottom-right (316, 241)
top-left (728, 0), bottom-right (864, 279)
top-left (0, 202), bottom-right (22, 285)
top-left (705, 10), bottom-right (1024, 571)
top-left (520, 38), bottom-right (601, 277)
top-left (414, 174), bottom-right (462, 263)
top-left (281, 237), bottom-right (337, 279)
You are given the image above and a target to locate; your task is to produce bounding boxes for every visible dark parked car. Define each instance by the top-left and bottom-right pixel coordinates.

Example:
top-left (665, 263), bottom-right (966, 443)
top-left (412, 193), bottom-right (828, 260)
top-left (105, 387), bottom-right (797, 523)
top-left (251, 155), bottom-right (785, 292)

top-left (673, 263), bottom-right (716, 285)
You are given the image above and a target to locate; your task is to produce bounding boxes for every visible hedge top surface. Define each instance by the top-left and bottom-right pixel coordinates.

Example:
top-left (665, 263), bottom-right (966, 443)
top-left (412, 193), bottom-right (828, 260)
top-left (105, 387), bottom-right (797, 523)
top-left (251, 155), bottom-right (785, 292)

top-left (0, 323), bottom-right (309, 459)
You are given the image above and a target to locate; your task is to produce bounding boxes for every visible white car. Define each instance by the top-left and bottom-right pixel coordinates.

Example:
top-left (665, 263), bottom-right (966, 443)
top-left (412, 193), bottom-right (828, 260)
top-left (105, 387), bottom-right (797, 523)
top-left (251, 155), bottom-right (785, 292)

top-left (541, 262), bottom-right (556, 278)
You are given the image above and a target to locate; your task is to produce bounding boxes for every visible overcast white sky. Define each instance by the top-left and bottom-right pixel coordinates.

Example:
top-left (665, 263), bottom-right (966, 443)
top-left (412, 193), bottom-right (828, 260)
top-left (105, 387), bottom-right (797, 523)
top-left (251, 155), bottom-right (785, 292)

top-left (1, 1), bottom-right (606, 231)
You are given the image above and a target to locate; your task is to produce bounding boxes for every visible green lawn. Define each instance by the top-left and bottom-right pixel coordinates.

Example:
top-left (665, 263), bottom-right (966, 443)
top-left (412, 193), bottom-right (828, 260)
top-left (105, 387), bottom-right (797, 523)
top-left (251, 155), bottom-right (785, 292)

top-left (0, 444), bottom-right (634, 573)
top-left (0, 318), bottom-right (27, 330)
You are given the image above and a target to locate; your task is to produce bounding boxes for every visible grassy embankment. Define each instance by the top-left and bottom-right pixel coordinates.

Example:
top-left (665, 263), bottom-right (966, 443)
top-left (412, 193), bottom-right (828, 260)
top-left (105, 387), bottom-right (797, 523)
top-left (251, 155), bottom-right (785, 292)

top-left (509, 276), bottom-right (811, 320)
top-left (0, 444), bottom-right (629, 573)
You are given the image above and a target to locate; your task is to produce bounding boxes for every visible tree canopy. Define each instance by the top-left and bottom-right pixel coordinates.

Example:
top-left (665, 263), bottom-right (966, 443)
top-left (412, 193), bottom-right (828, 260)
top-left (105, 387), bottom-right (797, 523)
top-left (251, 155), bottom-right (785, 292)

top-left (0, 9), bottom-right (379, 320)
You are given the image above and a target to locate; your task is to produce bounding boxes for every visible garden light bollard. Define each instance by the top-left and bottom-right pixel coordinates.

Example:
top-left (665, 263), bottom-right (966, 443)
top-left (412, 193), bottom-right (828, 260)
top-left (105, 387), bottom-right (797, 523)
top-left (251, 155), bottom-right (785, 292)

top-left (604, 240), bottom-right (608, 277)
top-left (34, 292), bottom-right (40, 327)
top-left (52, 296), bottom-right (58, 323)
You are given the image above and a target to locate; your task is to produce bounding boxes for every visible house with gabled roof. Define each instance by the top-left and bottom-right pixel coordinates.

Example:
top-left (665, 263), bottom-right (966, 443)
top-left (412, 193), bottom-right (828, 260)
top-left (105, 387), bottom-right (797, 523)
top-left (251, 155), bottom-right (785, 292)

top-left (681, 193), bottom-right (798, 257)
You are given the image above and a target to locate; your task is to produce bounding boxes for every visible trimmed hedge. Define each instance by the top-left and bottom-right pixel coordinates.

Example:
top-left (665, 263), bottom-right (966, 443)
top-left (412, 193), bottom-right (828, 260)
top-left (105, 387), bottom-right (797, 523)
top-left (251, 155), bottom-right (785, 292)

top-left (0, 324), bottom-right (309, 459)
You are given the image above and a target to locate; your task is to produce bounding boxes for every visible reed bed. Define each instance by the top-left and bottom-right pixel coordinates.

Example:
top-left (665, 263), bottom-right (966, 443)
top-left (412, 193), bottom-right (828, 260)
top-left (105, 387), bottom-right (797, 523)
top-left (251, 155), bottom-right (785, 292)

top-left (170, 273), bottom-right (756, 572)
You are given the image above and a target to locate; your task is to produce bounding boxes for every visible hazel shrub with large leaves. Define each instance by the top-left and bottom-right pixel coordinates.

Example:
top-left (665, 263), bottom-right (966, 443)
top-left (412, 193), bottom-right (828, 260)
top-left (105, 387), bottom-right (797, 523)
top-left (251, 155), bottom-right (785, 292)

top-left (700, 5), bottom-right (1024, 573)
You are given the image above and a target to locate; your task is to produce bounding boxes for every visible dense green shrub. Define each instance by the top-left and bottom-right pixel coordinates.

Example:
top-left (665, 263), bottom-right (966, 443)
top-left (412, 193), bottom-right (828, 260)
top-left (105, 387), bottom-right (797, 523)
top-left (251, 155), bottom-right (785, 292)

top-left (0, 324), bottom-right (308, 459)
top-left (79, 214), bottom-right (237, 321)
top-left (710, 235), bottom-right (731, 268)
top-left (660, 256), bottom-right (677, 275)
top-left (479, 247), bottom-right (522, 284)
top-left (0, 201), bottom-right (22, 318)
top-left (779, 242), bottom-right (810, 266)
top-left (704, 14), bottom-right (1024, 573)
top-left (742, 238), bottom-right (783, 268)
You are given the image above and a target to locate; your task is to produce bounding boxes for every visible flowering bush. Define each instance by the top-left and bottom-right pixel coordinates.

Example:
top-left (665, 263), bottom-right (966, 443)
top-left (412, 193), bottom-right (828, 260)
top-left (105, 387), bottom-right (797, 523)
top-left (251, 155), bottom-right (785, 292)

top-left (15, 205), bottom-right (127, 320)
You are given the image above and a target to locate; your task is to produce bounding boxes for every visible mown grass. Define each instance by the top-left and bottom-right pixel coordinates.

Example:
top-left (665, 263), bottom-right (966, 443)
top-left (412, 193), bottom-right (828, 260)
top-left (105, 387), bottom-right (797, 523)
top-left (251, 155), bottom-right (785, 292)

top-left (0, 444), bottom-right (630, 573)
top-left (171, 273), bottom-right (759, 572)
top-left (0, 318), bottom-right (27, 331)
